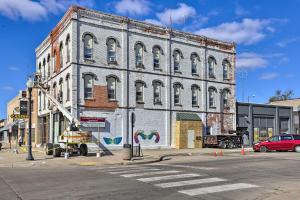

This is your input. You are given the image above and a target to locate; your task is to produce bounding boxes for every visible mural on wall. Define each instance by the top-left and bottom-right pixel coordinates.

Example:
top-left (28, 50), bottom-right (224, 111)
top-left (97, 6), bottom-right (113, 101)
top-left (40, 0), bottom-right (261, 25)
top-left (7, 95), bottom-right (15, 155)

top-left (103, 136), bottom-right (122, 145)
top-left (134, 130), bottom-right (160, 144)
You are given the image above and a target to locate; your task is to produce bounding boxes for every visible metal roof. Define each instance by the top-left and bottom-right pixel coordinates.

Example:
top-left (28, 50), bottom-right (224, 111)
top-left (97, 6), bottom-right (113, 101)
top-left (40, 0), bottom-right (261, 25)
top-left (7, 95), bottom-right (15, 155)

top-left (176, 113), bottom-right (201, 121)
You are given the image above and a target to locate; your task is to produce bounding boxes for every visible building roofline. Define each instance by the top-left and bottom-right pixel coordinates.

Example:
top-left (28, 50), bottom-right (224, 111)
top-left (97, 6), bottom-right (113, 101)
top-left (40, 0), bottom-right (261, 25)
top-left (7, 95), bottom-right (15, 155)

top-left (237, 101), bottom-right (293, 109)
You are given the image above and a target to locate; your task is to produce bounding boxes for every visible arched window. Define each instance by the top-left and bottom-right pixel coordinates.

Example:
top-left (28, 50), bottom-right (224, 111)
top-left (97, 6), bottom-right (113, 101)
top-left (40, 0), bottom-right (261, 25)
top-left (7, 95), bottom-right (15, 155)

top-left (42, 59), bottom-right (46, 79)
top-left (208, 57), bottom-right (216, 78)
top-left (223, 59), bottom-right (230, 80)
top-left (66, 35), bottom-right (70, 63)
top-left (173, 83), bottom-right (183, 105)
top-left (47, 54), bottom-right (51, 77)
top-left (107, 38), bottom-right (116, 63)
top-left (152, 80), bottom-right (163, 104)
top-left (38, 62), bottom-right (41, 74)
top-left (153, 46), bottom-right (160, 70)
top-left (53, 82), bottom-right (57, 100)
top-left (66, 74), bottom-right (70, 102)
top-left (173, 50), bottom-right (181, 72)
top-left (43, 92), bottom-right (46, 110)
top-left (84, 34), bottom-right (93, 60)
top-left (107, 77), bottom-right (117, 100)
top-left (84, 74), bottom-right (94, 99)
top-left (191, 84), bottom-right (200, 107)
top-left (222, 89), bottom-right (230, 108)
top-left (135, 81), bottom-right (146, 103)
top-left (208, 87), bottom-right (217, 108)
top-left (191, 53), bottom-right (199, 74)
top-left (53, 50), bottom-right (57, 73)
top-left (135, 43), bottom-right (144, 67)
top-left (59, 78), bottom-right (63, 103)
top-left (59, 42), bottom-right (63, 68)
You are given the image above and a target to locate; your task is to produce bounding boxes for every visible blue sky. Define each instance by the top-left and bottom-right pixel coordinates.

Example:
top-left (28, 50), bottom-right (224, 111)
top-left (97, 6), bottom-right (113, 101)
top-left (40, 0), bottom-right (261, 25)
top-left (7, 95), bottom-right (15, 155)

top-left (0, 0), bottom-right (299, 119)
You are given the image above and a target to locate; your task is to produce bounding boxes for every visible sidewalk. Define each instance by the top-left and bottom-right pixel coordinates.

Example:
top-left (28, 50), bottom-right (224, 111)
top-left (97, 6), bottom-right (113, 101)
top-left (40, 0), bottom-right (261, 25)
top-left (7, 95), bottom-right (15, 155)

top-left (0, 146), bottom-right (253, 168)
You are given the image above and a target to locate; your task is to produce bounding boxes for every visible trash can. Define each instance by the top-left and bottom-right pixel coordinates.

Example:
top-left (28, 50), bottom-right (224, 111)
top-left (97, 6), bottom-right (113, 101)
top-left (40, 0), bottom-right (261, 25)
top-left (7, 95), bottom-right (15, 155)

top-left (123, 144), bottom-right (132, 160)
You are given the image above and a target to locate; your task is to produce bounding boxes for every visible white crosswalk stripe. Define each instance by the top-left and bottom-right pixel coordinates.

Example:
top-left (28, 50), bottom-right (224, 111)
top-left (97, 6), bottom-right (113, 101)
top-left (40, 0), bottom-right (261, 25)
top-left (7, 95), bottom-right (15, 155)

top-left (178, 183), bottom-right (258, 196)
top-left (102, 166), bottom-right (151, 172)
top-left (121, 170), bottom-right (180, 178)
top-left (109, 168), bottom-right (161, 174)
top-left (155, 177), bottom-right (226, 188)
top-left (137, 173), bottom-right (202, 183)
top-left (148, 163), bottom-right (217, 170)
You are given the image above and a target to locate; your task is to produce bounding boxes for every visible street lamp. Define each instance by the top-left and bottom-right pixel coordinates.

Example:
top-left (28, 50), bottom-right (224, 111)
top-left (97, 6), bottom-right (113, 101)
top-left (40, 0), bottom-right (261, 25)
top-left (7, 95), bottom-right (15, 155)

top-left (26, 77), bottom-right (34, 161)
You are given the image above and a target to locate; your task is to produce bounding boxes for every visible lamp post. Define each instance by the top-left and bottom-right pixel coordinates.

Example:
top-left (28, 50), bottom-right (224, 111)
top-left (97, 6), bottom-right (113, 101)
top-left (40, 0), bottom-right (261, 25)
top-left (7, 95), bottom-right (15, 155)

top-left (26, 77), bottom-right (34, 161)
top-left (131, 112), bottom-right (135, 159)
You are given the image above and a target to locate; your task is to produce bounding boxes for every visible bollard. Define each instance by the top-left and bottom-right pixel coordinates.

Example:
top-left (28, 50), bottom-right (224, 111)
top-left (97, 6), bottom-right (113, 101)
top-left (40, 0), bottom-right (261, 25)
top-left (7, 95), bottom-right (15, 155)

top-left (64, 152), bottom-right (69, 159)
top-left (96, 152), bottom-right (101, 158)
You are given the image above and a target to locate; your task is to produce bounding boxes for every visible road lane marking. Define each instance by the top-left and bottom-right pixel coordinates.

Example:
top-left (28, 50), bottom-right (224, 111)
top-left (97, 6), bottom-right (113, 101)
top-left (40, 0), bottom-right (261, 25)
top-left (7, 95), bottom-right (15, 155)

top-left (137, 173), bottom-right (202, 182)
top-left (179, 183), bottom-right (258, 196)
top-left (109, 168), bottom-right (161, 174)
top-left (155, 177), bottom-right (226, 188)
top-left (102, 166), bottom-right (151, 172)
top-left (121, 170), bottom-right (180, 178)
top-left (148, 163), bottom-right (217, 170)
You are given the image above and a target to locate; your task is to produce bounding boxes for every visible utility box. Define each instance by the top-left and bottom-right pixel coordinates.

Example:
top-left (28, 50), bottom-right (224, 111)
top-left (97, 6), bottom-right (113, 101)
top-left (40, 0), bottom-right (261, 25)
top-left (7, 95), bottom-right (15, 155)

top-left (175, 113), bottom-right (203, 149)
top-left (123, 144), bottom-right (132, 160)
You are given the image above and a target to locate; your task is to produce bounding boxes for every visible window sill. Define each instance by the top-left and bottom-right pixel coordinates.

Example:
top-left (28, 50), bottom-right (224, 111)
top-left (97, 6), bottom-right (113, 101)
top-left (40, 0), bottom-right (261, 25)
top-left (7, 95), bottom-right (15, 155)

top-left (84, 59), bottom-right (95, 63)
top-left (154, 68), bottom-right (163, 71)
top-left (209, 106), bottom-right (216, 109)
top-left (109, 99), bottom-right (118, 102)
top-left (108, 61), bottom-right (118, 65)
top-left (174, 71), bottom-right (182, 74)
top-left (136, 64), bottom-right (145, 69)
top-left (192, 105), bottom-right (199, 108)
top-left (154, 102), bottom-right (162, 105)
top-left (192, 73), bottom-right (199, 77)
top-left (175, 104), bottom-right (182, 107)
top-left (85, 98), bottom-right (95, 101)
top-left (209, 76), bottom-right (216, 79)
top-left (136, 101), bottom-right (145, 104)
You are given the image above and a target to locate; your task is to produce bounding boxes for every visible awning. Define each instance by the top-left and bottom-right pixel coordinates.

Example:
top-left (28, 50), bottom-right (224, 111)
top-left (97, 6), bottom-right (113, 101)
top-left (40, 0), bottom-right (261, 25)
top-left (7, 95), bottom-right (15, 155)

top-left (0, 121), bottom-right (19, 132)
top-left (176, 113), bottom-right (201, 121)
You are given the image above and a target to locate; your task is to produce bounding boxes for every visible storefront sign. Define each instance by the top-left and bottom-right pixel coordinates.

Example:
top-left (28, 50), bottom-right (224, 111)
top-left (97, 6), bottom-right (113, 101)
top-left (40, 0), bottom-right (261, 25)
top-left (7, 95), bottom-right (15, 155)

top-left (80, 117), bottom-right (106, 128)
top-left (10, 114), bottom-right (28, 119)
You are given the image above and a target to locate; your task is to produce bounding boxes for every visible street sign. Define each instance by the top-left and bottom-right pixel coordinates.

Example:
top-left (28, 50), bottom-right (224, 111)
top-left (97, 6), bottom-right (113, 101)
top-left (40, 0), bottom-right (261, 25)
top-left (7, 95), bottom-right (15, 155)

top-left (80, 117), bottom-right (106, 128)
top-left (10, 114), bottom-right (28, 119)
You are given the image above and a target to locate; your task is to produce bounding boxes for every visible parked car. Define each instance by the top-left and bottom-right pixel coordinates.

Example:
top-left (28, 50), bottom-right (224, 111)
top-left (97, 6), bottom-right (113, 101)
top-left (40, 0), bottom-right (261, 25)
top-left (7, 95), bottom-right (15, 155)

top-left (253, 134), bottom-right (300, 152)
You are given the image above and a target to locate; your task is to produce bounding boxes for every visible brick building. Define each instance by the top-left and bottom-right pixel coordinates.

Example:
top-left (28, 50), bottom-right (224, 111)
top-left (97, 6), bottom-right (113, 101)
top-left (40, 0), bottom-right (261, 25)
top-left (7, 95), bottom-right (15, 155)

top-left (4, 90), bottom-right (41, 147)
top-left (35, 6), bottom-right (236, 149)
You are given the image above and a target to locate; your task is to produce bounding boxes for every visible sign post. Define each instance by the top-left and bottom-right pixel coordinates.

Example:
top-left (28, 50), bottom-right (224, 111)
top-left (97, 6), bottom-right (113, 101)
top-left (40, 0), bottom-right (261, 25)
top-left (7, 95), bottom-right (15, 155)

top-left (131, 112), bottom-right (135, 159)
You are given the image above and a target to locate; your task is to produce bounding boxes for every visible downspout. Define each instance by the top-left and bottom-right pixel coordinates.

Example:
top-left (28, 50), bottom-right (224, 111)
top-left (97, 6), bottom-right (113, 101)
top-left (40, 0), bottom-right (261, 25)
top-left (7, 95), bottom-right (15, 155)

top-left (204, 39), bottom-right (208, 135)
top-left (126, 19), bottom-right (130, 144)
top-left (169, 29), bottom-right (172, 147)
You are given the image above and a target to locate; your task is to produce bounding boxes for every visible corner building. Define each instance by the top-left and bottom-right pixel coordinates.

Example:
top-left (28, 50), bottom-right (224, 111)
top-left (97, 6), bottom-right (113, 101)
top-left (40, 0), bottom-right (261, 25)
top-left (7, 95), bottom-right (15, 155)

top-left (35, 6), bottom-right (236, 149)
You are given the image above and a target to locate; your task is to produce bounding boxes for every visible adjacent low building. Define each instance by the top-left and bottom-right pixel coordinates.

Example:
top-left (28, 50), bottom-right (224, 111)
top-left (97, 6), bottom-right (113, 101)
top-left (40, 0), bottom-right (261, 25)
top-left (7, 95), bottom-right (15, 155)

top-left (236, 102), bottom-right (293, 146)
top-left (269, 98), bottom-right (300, 134)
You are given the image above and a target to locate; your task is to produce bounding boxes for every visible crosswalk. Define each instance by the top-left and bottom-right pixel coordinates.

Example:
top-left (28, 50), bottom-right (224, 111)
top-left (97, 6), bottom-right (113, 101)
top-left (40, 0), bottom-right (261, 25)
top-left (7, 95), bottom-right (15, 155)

top-left (100, 165), bottom-right (259, 197)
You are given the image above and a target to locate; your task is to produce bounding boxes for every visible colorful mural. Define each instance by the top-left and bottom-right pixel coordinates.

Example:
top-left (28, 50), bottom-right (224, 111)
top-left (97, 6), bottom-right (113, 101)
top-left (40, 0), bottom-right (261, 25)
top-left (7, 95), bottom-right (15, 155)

top-left (134, 130), bottom-right (160, 144)
top-left (103, 136), bottom-right (122, 145)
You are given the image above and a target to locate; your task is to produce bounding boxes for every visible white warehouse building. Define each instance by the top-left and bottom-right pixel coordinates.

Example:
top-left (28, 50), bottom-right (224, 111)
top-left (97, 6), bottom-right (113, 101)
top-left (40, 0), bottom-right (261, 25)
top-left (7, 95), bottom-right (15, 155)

top-left (35, 6), bottom-right (236, 149)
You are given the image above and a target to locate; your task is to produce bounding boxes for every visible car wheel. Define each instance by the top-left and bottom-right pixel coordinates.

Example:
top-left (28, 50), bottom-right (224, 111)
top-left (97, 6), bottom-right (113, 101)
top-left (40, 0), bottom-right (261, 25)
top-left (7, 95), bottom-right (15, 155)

top-left (259, 146), bottom-right (268, 152)
top-left (295, 146), bottom-right (300, 153)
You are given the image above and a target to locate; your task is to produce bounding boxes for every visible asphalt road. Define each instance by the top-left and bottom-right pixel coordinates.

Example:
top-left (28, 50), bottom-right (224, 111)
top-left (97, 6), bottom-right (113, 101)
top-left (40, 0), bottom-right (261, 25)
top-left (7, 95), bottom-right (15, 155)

top-left (1, 153), bottom-right (300, 200)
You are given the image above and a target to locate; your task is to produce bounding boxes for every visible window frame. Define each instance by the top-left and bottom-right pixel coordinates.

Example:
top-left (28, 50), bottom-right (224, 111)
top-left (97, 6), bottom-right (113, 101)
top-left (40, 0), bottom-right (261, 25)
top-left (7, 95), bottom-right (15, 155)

top-left (191, 53), bottom-right (199, 75)
top-left (223, 60), bottom-right (230, 80)
top-left (107, 38), bottom-right (117, 64)
top-left (135, 82), bottom-right (144, 103)
top-left (173, 83), bottom-right (183, 106)
top-left (66, 35), bottom-right (71, 63)
top-left (84, 74), bottom-right (94, 99)
top-left (59, 42), bottom-right (63, 68)
top-left (208, 87), bottom-right (217, 108)
top-left (153, 81), bottom-right (162, 105)
top-left (153, 46), bottom-right (161, 70)
top-left (208, 57), bottom-right (216, 78)
top-left (135, 43), bottom-right (144, 68)
top-left (83, 34), bottom-right (94, 60)
top-left (191, 85), bottom-right (200, 107)
top-left (107, 77), bottom-right (117, 101)
top-left (66, 75), bottom-right (70, 102)
top-left (173, 50), bottom-right (181, 72)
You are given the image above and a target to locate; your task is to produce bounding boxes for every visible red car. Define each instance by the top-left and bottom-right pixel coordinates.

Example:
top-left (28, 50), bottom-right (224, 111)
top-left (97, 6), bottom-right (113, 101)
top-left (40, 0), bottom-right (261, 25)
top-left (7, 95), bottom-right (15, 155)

top-left (253, 134), bottom-right (300, 152)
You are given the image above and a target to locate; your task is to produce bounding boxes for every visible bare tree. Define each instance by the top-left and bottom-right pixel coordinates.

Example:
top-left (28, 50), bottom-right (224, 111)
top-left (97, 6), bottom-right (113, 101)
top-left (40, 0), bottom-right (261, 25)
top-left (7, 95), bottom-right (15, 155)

top-left (269, 89), bottom-right (294, 102)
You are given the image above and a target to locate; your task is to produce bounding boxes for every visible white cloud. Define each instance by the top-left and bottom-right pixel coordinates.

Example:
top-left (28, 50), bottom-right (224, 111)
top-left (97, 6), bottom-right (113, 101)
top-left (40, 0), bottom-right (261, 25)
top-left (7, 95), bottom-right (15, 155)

top-left (196, 18), bottom-right (272, 45)
top-left (1, 86), bottom-right (14, 91)
top-left (0, 0), bottom-right (94, 22)
top-left (276, 36), bottom-right (300, 47)
top-left (9, 66), bottom-right (19, 71)
top-left (114, 0), bottom-right (150, 16)
top-left (235, 4), bottom-right (250, 16)
top-left (259, 73), bottom-right (279, 80)
top-left (156, 3), bottom-right (196, 25)
top-left (236, 52), bottom-right (267, 70)
top-left (144, 19), bottom-right (164, 26)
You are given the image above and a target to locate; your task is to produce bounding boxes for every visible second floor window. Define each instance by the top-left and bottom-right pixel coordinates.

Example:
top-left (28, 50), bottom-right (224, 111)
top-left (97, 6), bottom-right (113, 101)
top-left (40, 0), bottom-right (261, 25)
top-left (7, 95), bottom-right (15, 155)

top-left (66, 75), bottom-right (70, 102)
top-left (53, 51), bottom-right (57, 72)
top-left (174, 83), bottom-right (182, 105)
top-left (84, 34), bottom-right (93, 60)
top-left (59, 79), bottom-right (63, 103)
top-left (136, 82), bottom-right (144, 103)
top-left (107, 38), bottom-right (116, 63)
top-left (209, 87), bottom-right (217, 108)
top-left (84, 75), bottom-right (94, 99)
top-left (153, 47), bottom-right (160, 69)
top-left (107, 77), bottom-right (116, 100)
top-left (153, 81), bottom-right (162, 104)
top-left (47, 54), bottom-right (50, 77)
top-left (42, 59), bottom-right (46, 79)
top-left (135, 43), bottom-right (143, 67)
top-left (191, 85), bottom-right (199, 107)
top-left (223, 89), bottom-right (230, 108)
